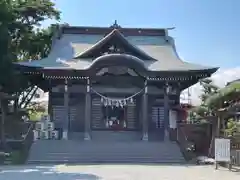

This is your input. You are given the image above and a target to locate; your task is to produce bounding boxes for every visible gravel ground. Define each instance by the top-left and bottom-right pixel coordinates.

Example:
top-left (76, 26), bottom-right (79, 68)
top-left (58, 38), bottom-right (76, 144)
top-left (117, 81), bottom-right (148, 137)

top-left (0, 164), bottom-right (239, 180)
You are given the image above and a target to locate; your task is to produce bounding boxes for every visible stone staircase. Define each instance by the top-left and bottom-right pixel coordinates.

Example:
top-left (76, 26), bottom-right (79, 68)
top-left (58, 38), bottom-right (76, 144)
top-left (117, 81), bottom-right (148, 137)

top-left (27, 139), bottom-right (186, 164)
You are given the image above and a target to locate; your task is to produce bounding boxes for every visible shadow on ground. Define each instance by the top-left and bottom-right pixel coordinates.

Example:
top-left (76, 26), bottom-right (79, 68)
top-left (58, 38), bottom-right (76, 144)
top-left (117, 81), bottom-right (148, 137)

top-left (0, 165), bottom-right (100, 180)
top-left (230, 166), bottom-right (240, 172)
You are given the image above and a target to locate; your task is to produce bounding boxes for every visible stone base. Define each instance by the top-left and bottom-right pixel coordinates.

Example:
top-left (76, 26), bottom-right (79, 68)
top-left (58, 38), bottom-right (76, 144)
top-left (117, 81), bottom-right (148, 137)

top-left (62, 131), bottom-right (68, 140)
top-left (142, 133), bottom-right (148, 141)
top-left (84, 132), bottom-right (91, 141)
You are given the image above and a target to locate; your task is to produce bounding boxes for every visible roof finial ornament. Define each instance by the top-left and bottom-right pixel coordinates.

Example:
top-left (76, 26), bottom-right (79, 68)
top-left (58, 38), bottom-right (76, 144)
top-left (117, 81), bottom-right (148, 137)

top-left (111, 20), bottom-right (121, 29)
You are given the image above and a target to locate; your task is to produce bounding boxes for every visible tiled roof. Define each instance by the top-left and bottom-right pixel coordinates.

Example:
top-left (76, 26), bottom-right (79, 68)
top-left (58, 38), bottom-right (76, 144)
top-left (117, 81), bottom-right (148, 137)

top-left (16, 28), bottom-right (217, 72)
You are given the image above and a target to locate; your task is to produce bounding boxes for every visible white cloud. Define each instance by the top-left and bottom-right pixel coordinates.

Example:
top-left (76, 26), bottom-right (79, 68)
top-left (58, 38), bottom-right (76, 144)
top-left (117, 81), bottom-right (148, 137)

top-left (181, 67), bottom-right (240, 105)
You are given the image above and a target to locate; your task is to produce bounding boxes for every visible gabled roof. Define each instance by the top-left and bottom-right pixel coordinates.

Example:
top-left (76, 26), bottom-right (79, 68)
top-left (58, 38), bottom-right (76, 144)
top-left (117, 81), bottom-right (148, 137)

top-left (15, 25), bottom-right (218, 74)
top-left (75, 29), bottom-right (156, 60)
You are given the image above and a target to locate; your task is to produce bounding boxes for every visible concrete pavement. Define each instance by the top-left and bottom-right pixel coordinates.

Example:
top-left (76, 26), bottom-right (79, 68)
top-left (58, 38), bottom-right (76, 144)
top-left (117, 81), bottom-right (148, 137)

top-left (0, 164), bottom-right (239, 180)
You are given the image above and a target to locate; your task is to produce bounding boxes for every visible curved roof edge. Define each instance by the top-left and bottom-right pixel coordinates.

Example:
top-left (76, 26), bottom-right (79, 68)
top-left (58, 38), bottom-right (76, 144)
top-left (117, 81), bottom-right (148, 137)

top-left (87, 54), bottom-right (148, 72)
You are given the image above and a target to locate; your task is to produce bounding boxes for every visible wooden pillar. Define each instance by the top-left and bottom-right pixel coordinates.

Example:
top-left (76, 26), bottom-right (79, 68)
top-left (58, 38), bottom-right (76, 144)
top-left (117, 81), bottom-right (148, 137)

top-left (142, 80), bottom-right (148, 141)
top-left (164, 84), bottom-right (170, 141)
top-left (62, 79), bottom-right (69, 140)
top-left (216, 116), bottom-right (221, 137)
top-left (84, 78), bottom-right (91, 140)
top-left (48, 80), bottom-right (53, 120)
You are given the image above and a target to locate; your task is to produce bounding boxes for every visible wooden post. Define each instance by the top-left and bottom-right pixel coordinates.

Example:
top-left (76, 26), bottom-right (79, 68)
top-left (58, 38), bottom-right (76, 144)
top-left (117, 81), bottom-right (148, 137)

top-left (84, 78), bottom-right (91, 140)
top-left (216, 116), bottom-right (221, 137)
top-left (48, 79), bottom-right (53, 120)
top-left (142, 80), bottom-right (148, 141)
top-left (164, 85), bottom-right (170, 141)
top-left (62, 79), bottom-right (69, 140)
top-left (48, 90), bottom-right (53, 120)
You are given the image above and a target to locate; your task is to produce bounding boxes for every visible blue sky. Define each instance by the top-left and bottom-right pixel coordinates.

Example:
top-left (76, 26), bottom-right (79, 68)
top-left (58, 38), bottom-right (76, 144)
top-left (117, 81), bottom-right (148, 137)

top-left (47, 0), bottom-right (239, 69)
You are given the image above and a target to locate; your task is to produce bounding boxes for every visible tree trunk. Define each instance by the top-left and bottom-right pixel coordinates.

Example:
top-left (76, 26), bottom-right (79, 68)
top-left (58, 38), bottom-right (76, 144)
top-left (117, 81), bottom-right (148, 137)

top-left (208, 118), bottom-right (218, 157)
top-left (0, 100), bottom-right (6, 150)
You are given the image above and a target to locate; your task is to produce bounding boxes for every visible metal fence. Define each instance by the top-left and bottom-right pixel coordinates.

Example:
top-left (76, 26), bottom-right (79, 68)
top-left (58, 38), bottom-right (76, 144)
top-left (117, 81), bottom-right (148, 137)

top-left (231, 141), bottom-right (240, 166)
top-left (231, 150), bottom-right (240, 166)
top-left (223, 133), bottom-right (240, 166)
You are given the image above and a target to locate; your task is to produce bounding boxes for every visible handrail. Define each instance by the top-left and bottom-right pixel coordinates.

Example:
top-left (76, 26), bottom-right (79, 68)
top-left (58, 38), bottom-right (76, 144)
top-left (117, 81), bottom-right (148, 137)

top-left (179, 125), bottom-right (189, 142)
top-left (22, 123), bottom-right (34, 141)
top-left (177, 124), bottom-right (196, 160)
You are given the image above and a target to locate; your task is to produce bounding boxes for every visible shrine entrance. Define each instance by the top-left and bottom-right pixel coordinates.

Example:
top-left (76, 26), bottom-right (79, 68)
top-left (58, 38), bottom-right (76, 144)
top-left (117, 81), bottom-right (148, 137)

top-left (91, 95), bottom-right (139, 131)
top-left (102, 105), bottom-right (126, 130)
top-left (87, 53), bottom-right (149, 140)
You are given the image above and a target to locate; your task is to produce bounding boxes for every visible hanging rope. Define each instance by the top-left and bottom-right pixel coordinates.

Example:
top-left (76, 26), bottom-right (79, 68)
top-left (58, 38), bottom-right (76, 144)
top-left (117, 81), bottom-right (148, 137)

top-left (90, 86), bottom-right (145, 107)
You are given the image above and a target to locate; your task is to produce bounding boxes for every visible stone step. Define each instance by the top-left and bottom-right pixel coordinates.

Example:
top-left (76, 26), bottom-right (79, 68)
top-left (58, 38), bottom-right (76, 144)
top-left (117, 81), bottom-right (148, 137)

top-left (33, 156), bottom-right (185, 162)
top-left (27, 159), bottom-right (186, 164)
top-left (27, 140), bottom-right (185, 164)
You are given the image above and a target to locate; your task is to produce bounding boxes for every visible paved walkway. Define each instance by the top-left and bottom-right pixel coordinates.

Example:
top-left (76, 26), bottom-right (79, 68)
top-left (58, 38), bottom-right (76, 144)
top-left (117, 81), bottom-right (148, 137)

top-left (0, 164), bottom-right (239, 180)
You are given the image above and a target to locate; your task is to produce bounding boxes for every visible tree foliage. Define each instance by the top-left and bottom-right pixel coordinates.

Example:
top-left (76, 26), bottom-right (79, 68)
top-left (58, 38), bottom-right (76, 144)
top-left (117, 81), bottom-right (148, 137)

top-left (191, 78), bottom-right (240, 120)
top-left (191, 78), bottom-right (220, 118)
top-left (0, 0), bottom-right (60, 108)
top-left (206, 81), bottom-right (240, 110)
top-left (224, 118), bottom-right (240, 137)
top-left (199, 79), bottom-right (219, 104)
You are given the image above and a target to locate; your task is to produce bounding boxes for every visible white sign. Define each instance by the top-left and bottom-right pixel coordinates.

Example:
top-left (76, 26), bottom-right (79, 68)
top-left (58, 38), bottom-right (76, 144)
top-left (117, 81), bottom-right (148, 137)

top-left (169, 110), bottom-right (177, 129)
top-left (215, 138), bottom-right (231, 162)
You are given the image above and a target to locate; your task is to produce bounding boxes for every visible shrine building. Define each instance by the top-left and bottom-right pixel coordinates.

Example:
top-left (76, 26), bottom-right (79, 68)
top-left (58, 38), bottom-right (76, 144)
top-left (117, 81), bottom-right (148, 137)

top-left (15, 22), bottom-right (218, 141)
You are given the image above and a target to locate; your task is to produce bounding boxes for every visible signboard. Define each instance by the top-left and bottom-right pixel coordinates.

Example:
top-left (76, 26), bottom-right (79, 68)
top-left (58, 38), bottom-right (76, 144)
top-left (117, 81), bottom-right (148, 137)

top-left (169, 110), bottom-right (177, 129)
top-left (215, 138), bottom-right (231, 162)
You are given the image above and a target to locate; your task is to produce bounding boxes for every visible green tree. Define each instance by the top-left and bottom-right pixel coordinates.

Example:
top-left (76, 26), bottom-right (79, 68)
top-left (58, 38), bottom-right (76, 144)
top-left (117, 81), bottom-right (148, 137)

top-left (191, 78), bottom-right (220, 118)
top-left (0, 0), bottom-right (60, 146)
top-left (199, 78), bottom-right (219, 105)
top-left (0, 0), bottom-right (60, 109)
top-left (206, 81), bottom-right (240, 110)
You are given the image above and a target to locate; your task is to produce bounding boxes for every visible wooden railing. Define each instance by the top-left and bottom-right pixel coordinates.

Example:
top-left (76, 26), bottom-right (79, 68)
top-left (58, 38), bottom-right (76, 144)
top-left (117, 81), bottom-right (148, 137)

top-left (177, 125), bottom-right (196, 161)
top-left (20, 123), bottom-right (34, 161)
top-left (0, 122), bottom-right (34, 164)
top-left (231, 150), bottom-right (240, 166)
top-left (23, 123), bottom-right (34, 146)
top-left (8, 122), bottom-right (34, 164)
top-left (231, 140), bottom-right (240, 166)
